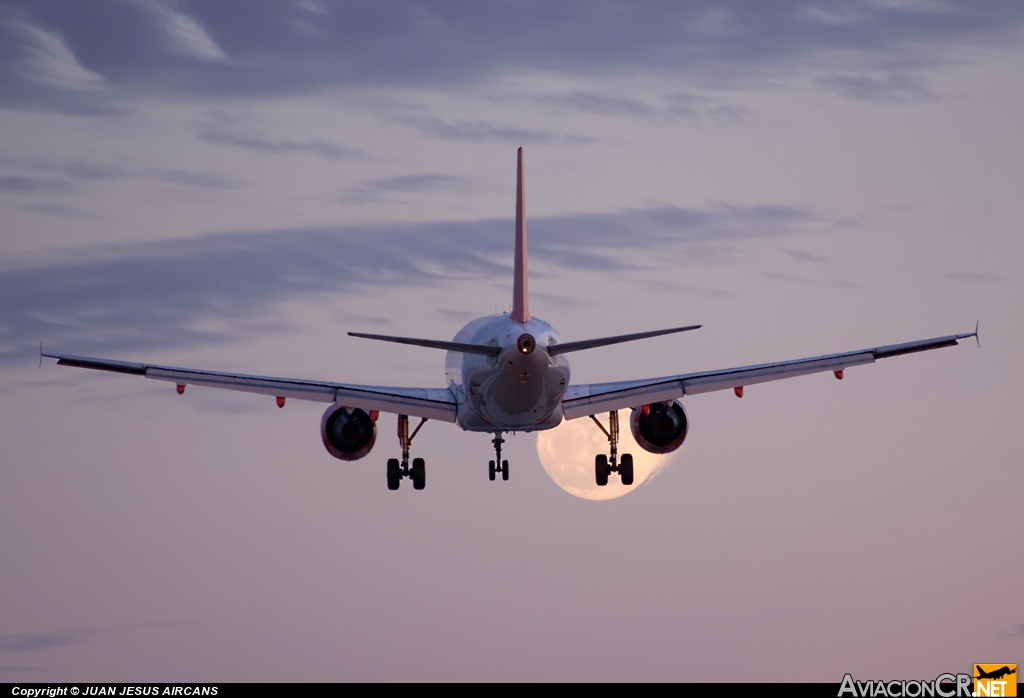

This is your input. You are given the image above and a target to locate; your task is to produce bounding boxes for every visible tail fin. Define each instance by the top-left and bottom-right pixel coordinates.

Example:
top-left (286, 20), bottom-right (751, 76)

top-left (511, 147), bottom-right (530, 323)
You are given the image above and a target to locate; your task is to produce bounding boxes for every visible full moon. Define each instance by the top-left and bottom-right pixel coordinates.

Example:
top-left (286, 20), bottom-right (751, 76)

top-left (536, 410), bottom-right (677, 500)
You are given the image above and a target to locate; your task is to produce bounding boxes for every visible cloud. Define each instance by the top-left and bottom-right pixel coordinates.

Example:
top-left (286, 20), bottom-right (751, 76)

top-left (0, 630), bottom-right (88, 652)
top-left (534, 89), bottom-right (754, 125)
top-left (535, 91), bottom-right (653, 117)
top-left (198, 131), bottom-right (368, 160)
top-left (0, 624), bottom-right (181, 653)
top-left (0, 7), bottom-right (119, 115)
top-left (0, 203), bottom-right (825, 367)
top-left (142, 167), bottom-right (241, 189)
top-left (401, 117), bottom-right (594, 144)
top-left (339, 173), bottom-right (471, 204)
top-left (659, 92), bottom-right (753, 123)
top-left (1, 157), bottom-right (241, 191)
top-left (23, 202), bottom-right (90, 217)
top-left (781, 248), bottom-right (828, 264)
top-left (63, 161), bottom-right (128, 179)
top-left (816, 72), bottom-right (936, 103)
top-left (761, 270), bottom-right (859, 288)
top-left (796, 4), bottom-right (868, 25)
top-left (356, 174), bottom-right (468, 194)
top-left (14, 15), bottom-right (103, 89)
top-left (135, 0), bottom-right (226, 61)
top-left (0, 175), bottom-right (73, 193)
top-left (2, 1), bottom-right (1021, 114)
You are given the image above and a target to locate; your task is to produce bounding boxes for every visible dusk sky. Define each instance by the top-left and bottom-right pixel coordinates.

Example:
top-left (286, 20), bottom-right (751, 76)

top-left (1, 0), bottom-right (1022, 681)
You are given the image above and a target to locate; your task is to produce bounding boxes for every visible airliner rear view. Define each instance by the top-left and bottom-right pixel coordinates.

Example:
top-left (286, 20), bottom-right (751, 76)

top-left (43, 149), bottom-right (977, 491)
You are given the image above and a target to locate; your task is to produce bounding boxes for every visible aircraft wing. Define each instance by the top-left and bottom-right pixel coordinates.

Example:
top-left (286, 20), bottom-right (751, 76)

top-left (561, 331), bottom-right (976, 420)
top-left (43, 353), bottom-right (457, 422)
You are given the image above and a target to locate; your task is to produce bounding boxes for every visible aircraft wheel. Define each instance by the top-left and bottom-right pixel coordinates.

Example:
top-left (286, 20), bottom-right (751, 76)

top-left (595, 454), bottom-right (609, 487)
top-left (488, 460), bottom-right (496, 481)
top-left (501, 460), bottom-right (509, 481)
top-left (386, 458), bottom-right (401, 490)
top-left (620, 453), bottom-right (634, 486)
top-left (411, 457), bottom-right (426, 490)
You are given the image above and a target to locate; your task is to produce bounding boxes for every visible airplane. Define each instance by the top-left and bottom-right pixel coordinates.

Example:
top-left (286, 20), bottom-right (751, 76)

top-left (975, 666), bottom-right (1016, 681)
top-left (43, 148), bottom-right (978, 491)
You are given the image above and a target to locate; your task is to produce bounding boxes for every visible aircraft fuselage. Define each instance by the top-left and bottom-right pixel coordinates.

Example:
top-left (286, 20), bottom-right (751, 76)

top-left (446, 314), bottom-right (569, 432)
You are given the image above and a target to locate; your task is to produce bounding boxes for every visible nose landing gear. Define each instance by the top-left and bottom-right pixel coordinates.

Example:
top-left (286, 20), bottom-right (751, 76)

top-left (488, 432), bottom-right (509, 481)
top-left (590, 411), bottom-right (634, 486)
top-left (387, 414), bottom-right (428, 491)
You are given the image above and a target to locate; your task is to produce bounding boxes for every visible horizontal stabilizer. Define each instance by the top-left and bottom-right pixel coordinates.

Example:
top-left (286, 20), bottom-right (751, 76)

top-left (348, 332), bottom-right (500, 357)
top-left (548, 324), bottom-right (701, 356)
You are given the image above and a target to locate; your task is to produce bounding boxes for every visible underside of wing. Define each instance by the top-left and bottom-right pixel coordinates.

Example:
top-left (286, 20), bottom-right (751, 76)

top-left (45, 353), bottom-right (457, 423)
top-left (561, 331), bottom-right (976, 420)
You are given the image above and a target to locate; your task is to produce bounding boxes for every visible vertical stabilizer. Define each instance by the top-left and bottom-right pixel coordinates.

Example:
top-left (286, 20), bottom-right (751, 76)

top-left (511, 147), bottom-right (530, 323)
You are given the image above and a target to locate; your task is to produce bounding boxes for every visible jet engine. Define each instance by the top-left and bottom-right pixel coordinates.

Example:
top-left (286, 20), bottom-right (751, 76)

top-left (320, 405), bottom-right (377, 461)
top-left (630, 400), bottom-right (689, 454)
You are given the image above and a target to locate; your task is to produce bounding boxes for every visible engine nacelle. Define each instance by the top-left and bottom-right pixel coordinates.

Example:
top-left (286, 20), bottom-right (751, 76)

top-left (320, 405), bottom-right (377, 461)
top-left (630, 400), bottom-right (689, 454)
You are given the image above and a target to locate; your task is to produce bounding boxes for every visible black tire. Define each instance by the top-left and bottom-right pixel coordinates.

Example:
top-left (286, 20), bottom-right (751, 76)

top-left (488, 460), bottom-right (496, 481)
top-left (501, 460), bottom-right (509, 481)
top-left (386, 458), bottom-right (400, 490)
top-left (412, 457), bottom-right (425, 490)
top-left (620, 453), bottom-right (634, 486)
top-left (595, 454), bottom-right (609, 487)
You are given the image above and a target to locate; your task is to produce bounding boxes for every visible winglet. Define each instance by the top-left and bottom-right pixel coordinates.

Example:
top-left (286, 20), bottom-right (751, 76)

top-left (975, 320), bottom-right (980, 347)
top-left (39, 341), bottom-right (43, 369)
top-left (511, 147), bottom-right (530, 323)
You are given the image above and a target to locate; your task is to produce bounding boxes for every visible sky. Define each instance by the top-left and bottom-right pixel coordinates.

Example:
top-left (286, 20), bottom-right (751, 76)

top-left (1, 0), bottom-right (1022, 682)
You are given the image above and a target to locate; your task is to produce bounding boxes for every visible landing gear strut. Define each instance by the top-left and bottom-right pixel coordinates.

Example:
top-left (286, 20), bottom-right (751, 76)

top-left (488, 432), bottom-right (509, 481)
top-left (387, 414), bottom-right (427, 491)
top-left (590, 411), bottom-right (634, 487)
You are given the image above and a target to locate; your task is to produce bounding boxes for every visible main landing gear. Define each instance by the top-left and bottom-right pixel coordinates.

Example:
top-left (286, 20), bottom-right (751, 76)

top-left (488, 432), bottom-right (509, 481)
top-left (590, 411), bottom-right (634, 487)
top-left (387, 414), bottom-right (428, 491)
